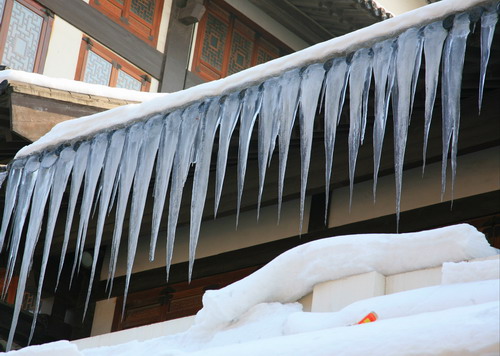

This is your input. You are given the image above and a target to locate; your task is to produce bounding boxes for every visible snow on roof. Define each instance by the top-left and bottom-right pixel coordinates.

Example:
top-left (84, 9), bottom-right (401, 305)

top-left (15, 0), bottom-right (492, 158)
top-left (0, 69), bottom-right (166, 103)
top-left (6, 224), bottom-right (499, 355)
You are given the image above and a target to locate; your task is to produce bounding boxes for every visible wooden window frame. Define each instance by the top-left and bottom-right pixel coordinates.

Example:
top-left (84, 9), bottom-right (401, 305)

top-left (0, 0), bottom-right (53, 73)
top-left (192, 0), bottom-right (291, 82)
top-left (89, 0), bottom-right (164, 47)
top-left (75, 36), bottom-right (151, 92)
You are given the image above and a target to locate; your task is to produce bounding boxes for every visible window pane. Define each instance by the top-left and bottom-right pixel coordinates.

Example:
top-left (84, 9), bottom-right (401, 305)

top-left (2, 1), bottom-right (43, 72)
top-left (130, 0), bottom-right (155, 24)
top-left (116, 70), bottom-right (142, 91)
top-left (0, 0), bottom-right (6, 23)
top-left (227, 31), bottom-right (253, 76)
top-left (201, 13), bottom-right (228, 72)
top-left (83, 51), bottom-right (112, 86)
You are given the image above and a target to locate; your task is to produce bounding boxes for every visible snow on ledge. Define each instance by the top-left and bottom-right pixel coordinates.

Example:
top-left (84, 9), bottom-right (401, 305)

top-left (193, 224), bottom-right (496, 332)
top-left (0, 69), bottom-right (166, 103)
top-left (15, 0), bottom-right (493, 158)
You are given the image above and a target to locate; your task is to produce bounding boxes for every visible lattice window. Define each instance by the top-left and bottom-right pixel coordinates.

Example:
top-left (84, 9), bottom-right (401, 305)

top-left (89, 0), bottom-right (163, 46)
top-left (0, 0), bottom-right (53, 73)
top-left (76, 37), bottom-right (150, 92)
top-left (192, 0), bottom-right (290, 81)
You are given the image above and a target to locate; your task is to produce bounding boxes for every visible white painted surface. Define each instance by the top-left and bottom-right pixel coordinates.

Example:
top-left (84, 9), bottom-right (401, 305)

top-left (102, 197), bottom-right (310, 279)
top-left (298, 292), bottom-right (312, 312)
top-left (91, 298), bottom-right (117, 337)
top-left (376, 0), bottom-right (428, 15)
top-left (75, 315), bottom-right (195, 350)
top-left (224, 0), bottom-right (309, 51)
top-left (312, 271), bottom-right (385, 312)
top-left (329, 147), bottom-right (500, 227)
top-left (43, 16), bottom-right (82, 80)
top-left (156, 0), bottom-right (173, 52)
top-left (385, 267), bottom-right (442, 295)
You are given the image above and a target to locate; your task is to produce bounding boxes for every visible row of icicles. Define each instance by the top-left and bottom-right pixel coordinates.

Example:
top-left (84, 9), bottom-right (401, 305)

top-left (0, 2), bottom-right (497, 351)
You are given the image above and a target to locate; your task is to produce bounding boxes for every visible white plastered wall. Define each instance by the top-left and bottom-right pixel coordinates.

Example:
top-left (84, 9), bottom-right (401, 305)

top-left (42, 16), bottom-right (83, 80)
top-left (328, 147), bottom-right (500, 227)
top-left (101, 197), bottom-right (311, 279)
top-left (375, 0), bottom-right (428, 16)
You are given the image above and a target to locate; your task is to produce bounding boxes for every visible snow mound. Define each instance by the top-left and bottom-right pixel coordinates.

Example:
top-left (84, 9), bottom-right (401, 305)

top-left (442, 256), bottom-right (500, 284)
top-left (194, 224), bottom-right (495, 331)
top-left (284, 278), bottom-right (499, 335)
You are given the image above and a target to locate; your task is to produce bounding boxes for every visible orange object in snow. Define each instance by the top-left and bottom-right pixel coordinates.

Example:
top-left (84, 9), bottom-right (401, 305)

top-left (357, 312), bottom-right (378, 324)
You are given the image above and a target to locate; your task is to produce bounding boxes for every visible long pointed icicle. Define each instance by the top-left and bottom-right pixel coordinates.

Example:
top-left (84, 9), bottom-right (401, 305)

top-left (257, 78), bottom-right (281, 219)
top-left (3, 155), bottom-right (40, 295)
top-left (423, 21), bottom-right (448, 173)
top-left (26, 152), bottom-right (59, 344)
top-left (479, 5), bottom-right (498, 113)
top-left (277, 69), bottom-right (301, 222)
top-left (70, 133), bottom-right (108, 286)
top-left (236, 86), bottom-right (262, 226)
top-left (107, 122), bottom-right (144, 295)
top-left (150, 112), bottom-right (181, 261)
top-left (56, 141), bottom-right (90, 288)
top-left (166, 105), bottom-right (201, 279)
top-left (0, 159), bottom-right (24, 252)
top-left (410, 29), bottom-right (424, 119)
top-left (298, 63), bottom-right (325, 234)
top-left (214, 92), bottom-right (241, 217)
top-left (122, 116), bottom-right (163, 313)
top-left (441, 13), bottom-right (470, 202)
top-left (29, 147), bottom-right (74, 339)
top-left (190, 99), bottom-right (222, 279)
top-left (372, 39), bottom-right (396, 201)
top-left (323, 58), bottom-right (349, 222)
top-left (348, 48), bottom-right (372, 209)
top-left (393, 27), bottom-right (424, 231)
top-left (83, 129), bottom-right (126, 317)
top-left (7, 152), bottom-right (57, 351)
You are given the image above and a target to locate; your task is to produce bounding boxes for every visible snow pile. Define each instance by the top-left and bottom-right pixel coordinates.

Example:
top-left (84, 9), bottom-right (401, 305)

top-left (442, 257), bottom-right (500, 284)
top-left (193, 224), bottom-right (495, 332)
top-left (5, 340), bottom-right (80, 356)
top-left (284, 279), bottom-right (499, 335)
top-left (0, 69), bottom-right (166, 103)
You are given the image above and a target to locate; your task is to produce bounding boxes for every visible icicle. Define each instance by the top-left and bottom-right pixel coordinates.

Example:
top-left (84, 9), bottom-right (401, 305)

top-left (360, 51), bottom-right (373, 145)
top-left (3, 155), bottom-right (40, 295)
top-left (410, 29), bottom-right (424, 119)
top-left (189, 98), bottom-right (222, 279)
top-left (166, 105), bottom-right (201, 279)
top-left (0, 158), bottom-right (24, 252)
top-left (479, 5), bottom-right (498, 113)
top-left (26, 152), bottom-right (59, 344)
top-left (298, 63), bottom-right (325, 234)
top-left (30, 147), bottom-right (75, 333)
top-left (236, 86), bottom-right (262, 225)
top-left (122, 116), bottom-right (163, 313)
top-left (441, 13), bottom-right (470, 202)
top-left (372, 39), bottom-right (396, 200)
top-left (422, 21), bottom-right (448, 173)
top-left (277, 69), bottom-right (301, 222)
top-left (83, 129), bottom-right (126, 316)
top-left (150, 112), bottom-right (181, 261)
top-left (323, 58), bottom-right (349, 223)
top-left (257, 78), bottom-right (281, 219)
top-left (7, 151), bottom-right (57, 350)
top-left (348, 48), bottom-right (372, 209)
top-left (393, 27), bottom-right (426, 230)
top-left (214, 92), bottom-right (241, 217)
top-left (70, 133), bottom-right (108, 286)
top-left (56, 141), bottom-right (90, 288)
top-left (106, 122), bottom-right (144, 295)
top-left (0, 170), bottom-right (7, 190)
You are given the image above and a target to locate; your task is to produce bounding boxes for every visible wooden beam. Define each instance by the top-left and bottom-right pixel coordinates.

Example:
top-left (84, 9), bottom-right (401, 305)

top-left (248, 0), bottom-right (333, 45)
top-left (38, 0), bottom-right (164, 79)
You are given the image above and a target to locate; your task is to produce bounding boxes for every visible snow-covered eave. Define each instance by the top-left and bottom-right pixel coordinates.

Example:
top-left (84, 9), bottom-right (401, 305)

top-left (14, 0), bottom-right (494, 159)
top-left (0, 69), bottom-right (167, 104)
